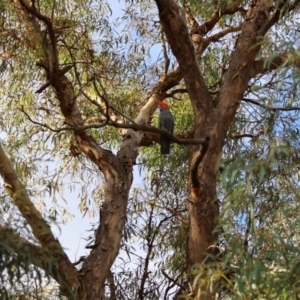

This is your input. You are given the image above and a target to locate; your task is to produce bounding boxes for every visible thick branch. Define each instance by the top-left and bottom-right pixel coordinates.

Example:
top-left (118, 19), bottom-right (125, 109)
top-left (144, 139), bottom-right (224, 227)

top-left (0, 225), bottom-right (70, 284)
top-left (161, 30), bottom-right (170, 75)
top-left (35, 65), bottom-right (73, 93)
top-left (151, 68), bottom-right (183, 99)
top-left (0, 144), bottom-right (79, 295)
top-left (21, 107), bottom-right (208, 145)
top-left (185, 0), bottom-right (244, 56)
top-left (250, 52), bottom-right (293, 77)
top-left (182, 1), bottom-right (200, 31)
top-left (154, 0), bottom-right (213, 121)
top-left (0, 226), bottom-right (44, 263)
top-left (12, 0), bottom-right (46, 61)
top-left (18, 0), bottom-right (59, 73)
top-left (192, 0), bottom-right (243, 36)
top-left (259, 0), bottom-right (300, 35)
top-left (196, 24), bottom-right (242, 55)
top-left (184, 0), bottom-right (276, 282)
top-left (204, 25), bottom-right (242, 44)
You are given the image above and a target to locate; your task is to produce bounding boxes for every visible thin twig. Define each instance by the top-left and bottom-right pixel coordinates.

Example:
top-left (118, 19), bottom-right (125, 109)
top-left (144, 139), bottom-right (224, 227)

top-left (20, 106), bottom-right (65, 132)
top-left (232, 134), bottom-right (255, 139)
top-left (242, 97), bottom-right (300, 111)
top-left (72, 256), bottom-right (86, 267)
top-left (92, 78), bottom-right (110, 120)
top-left (161, 269), bottom-right (186, 291)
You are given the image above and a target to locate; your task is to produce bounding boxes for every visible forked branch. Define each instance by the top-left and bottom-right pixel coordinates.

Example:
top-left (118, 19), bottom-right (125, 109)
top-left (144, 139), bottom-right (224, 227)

top-left (190, 0), bottom-right (243, 36)
top-left (259, 0), bottom-right (300, 35)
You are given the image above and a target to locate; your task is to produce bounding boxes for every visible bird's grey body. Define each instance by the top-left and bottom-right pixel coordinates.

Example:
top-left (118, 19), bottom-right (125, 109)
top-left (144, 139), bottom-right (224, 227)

top-left (159, 108), bottom-right (174, 154)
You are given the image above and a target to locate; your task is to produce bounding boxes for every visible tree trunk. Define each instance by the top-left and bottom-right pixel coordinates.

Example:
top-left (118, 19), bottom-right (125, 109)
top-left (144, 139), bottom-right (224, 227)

top-left (81, 171), bottom-right (130, 298)
top-left (154, 0), bottom-right (274, 298)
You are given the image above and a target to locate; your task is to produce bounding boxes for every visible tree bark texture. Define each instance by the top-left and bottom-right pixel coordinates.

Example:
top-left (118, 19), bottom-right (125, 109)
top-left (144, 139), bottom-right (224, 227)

top-left (154, 0), bottom-right (274, 297)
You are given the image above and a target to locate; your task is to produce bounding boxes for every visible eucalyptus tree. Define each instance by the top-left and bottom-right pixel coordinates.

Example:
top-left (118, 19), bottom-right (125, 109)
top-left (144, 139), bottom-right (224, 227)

top-left (1, 0), bottom-right (300, 299)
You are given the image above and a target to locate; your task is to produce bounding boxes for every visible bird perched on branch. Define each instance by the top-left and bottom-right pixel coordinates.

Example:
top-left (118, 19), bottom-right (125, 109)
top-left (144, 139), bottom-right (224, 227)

top-left (158, 101), bottom-right (174, 155)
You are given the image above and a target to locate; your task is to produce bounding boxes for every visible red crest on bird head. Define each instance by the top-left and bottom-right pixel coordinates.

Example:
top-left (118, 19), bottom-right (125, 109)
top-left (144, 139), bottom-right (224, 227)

top-left (158, 101), bottom-right (169, 109)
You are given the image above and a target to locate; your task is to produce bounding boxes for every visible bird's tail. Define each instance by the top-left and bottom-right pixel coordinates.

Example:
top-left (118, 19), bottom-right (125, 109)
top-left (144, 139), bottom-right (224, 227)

top-left (161, 137), bottom-right (170, 154)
